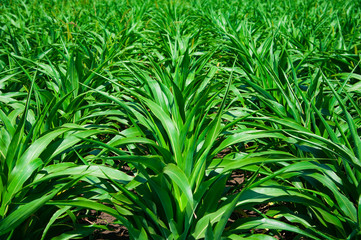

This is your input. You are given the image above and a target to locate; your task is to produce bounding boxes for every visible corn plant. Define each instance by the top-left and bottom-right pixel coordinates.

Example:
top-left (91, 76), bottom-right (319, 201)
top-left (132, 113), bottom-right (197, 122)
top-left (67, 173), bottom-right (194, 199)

top-left (1, 0), bottom-right (361, 239)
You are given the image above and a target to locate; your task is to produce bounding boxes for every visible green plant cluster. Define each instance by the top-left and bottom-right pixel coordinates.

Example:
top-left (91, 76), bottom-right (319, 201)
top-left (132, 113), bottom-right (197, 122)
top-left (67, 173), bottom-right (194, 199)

top-left (0, 0), bottom-right (361, 239)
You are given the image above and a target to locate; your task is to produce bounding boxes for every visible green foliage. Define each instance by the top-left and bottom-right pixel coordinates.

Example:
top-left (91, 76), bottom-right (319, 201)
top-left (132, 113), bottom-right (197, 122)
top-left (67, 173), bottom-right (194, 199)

top-left (0, 0), bottom-right (361, 239)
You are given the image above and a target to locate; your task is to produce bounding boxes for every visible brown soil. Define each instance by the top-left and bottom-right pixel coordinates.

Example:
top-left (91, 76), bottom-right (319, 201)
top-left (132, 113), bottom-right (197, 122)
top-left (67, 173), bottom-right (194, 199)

top-left (82, 211), bottom-right (129, 240)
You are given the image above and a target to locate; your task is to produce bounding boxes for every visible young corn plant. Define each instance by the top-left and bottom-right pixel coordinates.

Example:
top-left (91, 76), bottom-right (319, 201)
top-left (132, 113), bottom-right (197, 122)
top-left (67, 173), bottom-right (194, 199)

top-left (73, 46), bottom-right (332, 239)
top-left (209, 1), bottom-right (361, 237)
top-left (1, 0), bottom-right (361, 239)
top-left (0, 77), bottom-right (120, 239)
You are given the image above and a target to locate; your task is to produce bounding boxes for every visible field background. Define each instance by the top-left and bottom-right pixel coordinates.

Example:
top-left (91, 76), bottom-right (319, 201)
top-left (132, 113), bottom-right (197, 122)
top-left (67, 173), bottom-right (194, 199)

top-left (1, 0), bottom-right (361, 239)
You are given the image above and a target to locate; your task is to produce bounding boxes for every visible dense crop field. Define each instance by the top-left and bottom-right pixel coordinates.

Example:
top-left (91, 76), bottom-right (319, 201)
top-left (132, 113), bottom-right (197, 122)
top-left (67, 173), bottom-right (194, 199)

top-left (1, 0), bottom-right (361, 239)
